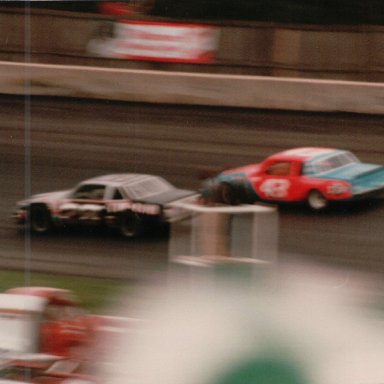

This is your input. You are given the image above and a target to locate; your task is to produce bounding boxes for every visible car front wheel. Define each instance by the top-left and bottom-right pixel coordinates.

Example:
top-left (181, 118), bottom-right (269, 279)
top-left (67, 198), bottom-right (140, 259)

top-left (29, 205), bottom-right (52, 234)
top-left (307, 190), bottom-right (328, 211)
top-left (217, 183), bottom-right (239, 205)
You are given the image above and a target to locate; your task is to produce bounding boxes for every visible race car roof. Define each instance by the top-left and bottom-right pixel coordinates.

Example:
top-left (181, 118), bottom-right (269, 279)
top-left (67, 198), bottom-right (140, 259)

top-left (270, 147), bottom-right (337, 161)
top-left (80, 173), bottom-right (170, 187)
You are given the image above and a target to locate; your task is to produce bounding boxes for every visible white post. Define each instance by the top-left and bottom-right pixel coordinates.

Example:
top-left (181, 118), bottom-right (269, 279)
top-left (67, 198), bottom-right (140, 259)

top-left (168, 202), bottom-right (278, 264)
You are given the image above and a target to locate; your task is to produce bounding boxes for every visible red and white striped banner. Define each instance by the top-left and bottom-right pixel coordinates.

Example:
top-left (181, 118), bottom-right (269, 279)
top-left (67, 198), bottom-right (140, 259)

top-left (89, 20), bottom-right (220, 63)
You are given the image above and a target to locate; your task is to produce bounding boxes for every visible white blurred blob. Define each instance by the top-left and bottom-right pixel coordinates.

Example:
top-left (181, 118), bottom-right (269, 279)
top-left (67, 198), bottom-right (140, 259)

top-left (103, 259), bottom-right (384, 384)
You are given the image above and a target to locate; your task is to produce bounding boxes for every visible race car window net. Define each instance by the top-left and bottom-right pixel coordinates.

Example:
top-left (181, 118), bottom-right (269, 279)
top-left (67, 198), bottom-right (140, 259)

top-left (302, 151), bottom-right (360, 175)
top-left (265, 162), bottom-right (292, 176)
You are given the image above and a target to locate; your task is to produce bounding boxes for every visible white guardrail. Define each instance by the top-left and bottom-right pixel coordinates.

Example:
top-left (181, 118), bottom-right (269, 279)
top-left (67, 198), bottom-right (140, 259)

top-left (1, 61), bottom-right (384, 114)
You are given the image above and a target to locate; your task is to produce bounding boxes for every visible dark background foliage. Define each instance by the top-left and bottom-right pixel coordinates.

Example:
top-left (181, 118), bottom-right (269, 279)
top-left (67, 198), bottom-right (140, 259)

top-left (2, 1), bottom-right (384, 25)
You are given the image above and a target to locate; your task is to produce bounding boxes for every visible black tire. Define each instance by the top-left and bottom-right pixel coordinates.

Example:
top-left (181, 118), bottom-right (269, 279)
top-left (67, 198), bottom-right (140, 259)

top-left (217, 183), bottom-right (240, 205)
top-left (307, 190), bottom-right (328, 211)
top-left (29, 205), bottom-right (52, 234)
top-left (119, 211), bottom-right (144, 238)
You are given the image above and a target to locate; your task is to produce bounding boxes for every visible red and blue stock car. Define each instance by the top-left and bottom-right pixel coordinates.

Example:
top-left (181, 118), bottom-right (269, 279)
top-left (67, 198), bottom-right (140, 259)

top-left (202, 147), bottom-right (384, 210)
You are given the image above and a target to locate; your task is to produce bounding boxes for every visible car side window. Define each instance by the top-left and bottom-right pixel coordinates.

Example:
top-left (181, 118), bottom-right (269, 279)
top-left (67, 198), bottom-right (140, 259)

top-left (72, 184), bottom-right (105, 200)
top-left (112, 188), bottom-right (124, 200)
top-left (265, 162), bottom-right (291, 176)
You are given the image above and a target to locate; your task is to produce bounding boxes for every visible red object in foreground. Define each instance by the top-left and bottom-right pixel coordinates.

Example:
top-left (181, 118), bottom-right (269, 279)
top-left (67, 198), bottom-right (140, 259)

top-left (6, 287), bottom-right (92, 358)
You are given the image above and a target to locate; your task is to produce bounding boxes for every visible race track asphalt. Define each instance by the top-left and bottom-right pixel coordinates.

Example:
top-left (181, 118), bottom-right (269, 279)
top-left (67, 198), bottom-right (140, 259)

top-left (1, 95), bottom-right (384, 279)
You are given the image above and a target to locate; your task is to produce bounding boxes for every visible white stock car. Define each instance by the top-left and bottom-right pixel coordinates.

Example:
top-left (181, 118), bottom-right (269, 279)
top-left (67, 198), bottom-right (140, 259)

top-left (14, 174), bottom-right (197, 237)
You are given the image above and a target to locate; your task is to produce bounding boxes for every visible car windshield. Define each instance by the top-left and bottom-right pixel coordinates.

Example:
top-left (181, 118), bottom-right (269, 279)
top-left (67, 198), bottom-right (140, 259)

top-left (124, 176), bottom-right (173, 199)
top-left (303, 151), bottom-right (360, 175)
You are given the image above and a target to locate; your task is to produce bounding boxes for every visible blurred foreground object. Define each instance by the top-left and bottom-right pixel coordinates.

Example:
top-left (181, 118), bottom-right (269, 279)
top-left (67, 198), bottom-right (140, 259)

top-left (102, 199), bottom-right (384, 384)
top-left (0, 286), bottom-right (134, 383)
top-left (105, 258), bottom-right (384, 384)
top-left (201, 147), bottom-right (384, 211)
top-left (3, 287), bottom-right (92, 358)
top-left (1, 353), bottom-right (95, 384)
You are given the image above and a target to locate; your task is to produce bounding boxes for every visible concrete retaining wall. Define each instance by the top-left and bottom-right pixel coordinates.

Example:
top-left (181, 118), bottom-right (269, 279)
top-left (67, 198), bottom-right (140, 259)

top-left (1, 61), bottom-right (383, 114)
top-left (1, 8), bottom-right (384, 81)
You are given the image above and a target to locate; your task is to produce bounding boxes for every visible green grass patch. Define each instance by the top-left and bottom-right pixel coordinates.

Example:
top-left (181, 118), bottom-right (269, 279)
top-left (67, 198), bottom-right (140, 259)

top-left (0, 270), bottom-right (132, 313)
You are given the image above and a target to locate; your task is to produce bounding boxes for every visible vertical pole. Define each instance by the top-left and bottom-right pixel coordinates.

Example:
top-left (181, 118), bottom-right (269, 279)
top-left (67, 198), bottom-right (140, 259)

top-left (193, 212), bottom-right (230, 257)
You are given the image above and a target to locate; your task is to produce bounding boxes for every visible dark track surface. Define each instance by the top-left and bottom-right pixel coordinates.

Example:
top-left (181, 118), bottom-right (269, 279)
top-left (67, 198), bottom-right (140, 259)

top-left (1, 95), bottom-right (384, 278)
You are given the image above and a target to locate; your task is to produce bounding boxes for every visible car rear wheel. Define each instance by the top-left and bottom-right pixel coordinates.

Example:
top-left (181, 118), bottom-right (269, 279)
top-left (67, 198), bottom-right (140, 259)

top-left (30, 205), bottom-right (52, 234)
top-left (119, 211), bottom-right (144, 238)
top-left (307, 190), bottom-right (328, 211)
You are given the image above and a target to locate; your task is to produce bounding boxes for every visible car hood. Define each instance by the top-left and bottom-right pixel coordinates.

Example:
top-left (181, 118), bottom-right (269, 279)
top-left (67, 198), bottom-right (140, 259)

top-left (17, 190), bottom-right (71, 206)
top-left (318, 163), bottom-right (384, 191)
top-left (138, 189), bottom-right (197, 205)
